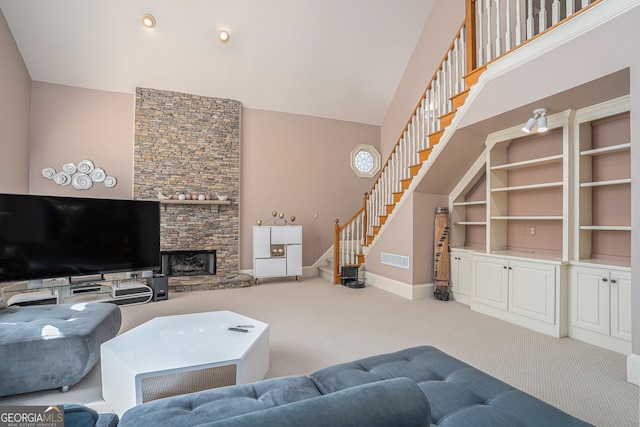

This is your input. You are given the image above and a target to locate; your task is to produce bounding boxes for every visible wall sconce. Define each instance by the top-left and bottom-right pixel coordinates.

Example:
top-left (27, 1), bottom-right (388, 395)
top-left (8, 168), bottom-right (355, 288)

top-left (521, 108), bottom-right (548, 133)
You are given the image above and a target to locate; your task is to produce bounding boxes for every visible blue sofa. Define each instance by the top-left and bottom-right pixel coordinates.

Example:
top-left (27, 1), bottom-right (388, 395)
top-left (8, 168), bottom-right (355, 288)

top-left (115, 346), bottom-right (592, 427)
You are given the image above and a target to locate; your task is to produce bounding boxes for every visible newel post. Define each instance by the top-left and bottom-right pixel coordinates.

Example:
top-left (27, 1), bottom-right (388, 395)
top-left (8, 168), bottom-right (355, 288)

top-left (333, 219), bottom-right (341, 284)
top-left (465, 0), bottom-right (477, 74)
top-left (362, 192), bottom-right (368, 245)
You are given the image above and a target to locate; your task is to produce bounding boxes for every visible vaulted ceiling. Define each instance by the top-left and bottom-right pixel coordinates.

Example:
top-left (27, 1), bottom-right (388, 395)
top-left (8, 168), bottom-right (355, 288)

top-left (0, 0), bottom-right (435, 125)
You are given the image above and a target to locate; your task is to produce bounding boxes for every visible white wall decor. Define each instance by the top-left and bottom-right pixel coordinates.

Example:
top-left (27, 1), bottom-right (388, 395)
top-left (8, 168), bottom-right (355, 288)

top-left (42, 159), bottom-right (117, 190)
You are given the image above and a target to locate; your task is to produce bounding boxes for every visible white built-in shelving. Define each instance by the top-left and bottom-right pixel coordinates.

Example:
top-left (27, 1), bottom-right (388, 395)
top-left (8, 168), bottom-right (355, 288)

top-left (486, 110), bottom-right (569, 259)
top-left (447, 96), bottom-right (633, 353)
top-left (570, 96), bottom-right (631, 354)
top-left (574, 97), bottom-right (631, 268)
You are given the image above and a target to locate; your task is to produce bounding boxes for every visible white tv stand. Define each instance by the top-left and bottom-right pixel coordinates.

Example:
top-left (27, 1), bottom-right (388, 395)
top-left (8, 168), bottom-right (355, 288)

top-left (3, 275), bottom-right (153, 306)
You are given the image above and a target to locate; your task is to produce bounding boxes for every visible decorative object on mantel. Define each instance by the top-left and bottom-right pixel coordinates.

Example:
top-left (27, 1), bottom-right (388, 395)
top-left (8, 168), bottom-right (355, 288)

top-left (256, 210), bottom-right (297, 226)
top-left (42, 159), bottom-right (117, 190)
top-left (160, 192), bottom-right (224, 202)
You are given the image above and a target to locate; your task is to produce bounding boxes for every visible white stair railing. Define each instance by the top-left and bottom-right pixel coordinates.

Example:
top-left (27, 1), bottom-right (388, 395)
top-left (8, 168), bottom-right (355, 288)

top-left (361, 24), bottom-right (467, 245)
top-left (475, 0), bottom-right (599, 66)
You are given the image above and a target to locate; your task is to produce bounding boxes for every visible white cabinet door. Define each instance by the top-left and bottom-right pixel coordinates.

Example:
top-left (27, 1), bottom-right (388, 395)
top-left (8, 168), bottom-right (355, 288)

top-left (253, 227), bottom-right (272, 259)
top-left (571, 266), bottom-right (610, 336)
top-left (508, 260), bottom-right (556, 324)
top-left (473, 256), bottom-right (508, 310)
top-left (271, 226), bottom-right (302, 245)
top-left (458, 253), bottom-right (473, 296)
top-left (286, 245), bottom-right (302, 276)
top-left (610, 270), bottom-right (632, 342)
top-left (451, 251), bottom-right (473, 296)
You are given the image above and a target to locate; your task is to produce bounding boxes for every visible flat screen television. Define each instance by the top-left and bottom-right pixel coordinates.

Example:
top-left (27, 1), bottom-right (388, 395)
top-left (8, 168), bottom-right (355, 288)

top-left (0, 193), bottom-right (160, 283)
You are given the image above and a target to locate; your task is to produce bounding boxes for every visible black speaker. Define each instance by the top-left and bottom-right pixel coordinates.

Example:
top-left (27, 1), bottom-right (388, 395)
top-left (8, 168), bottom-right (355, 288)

top-left (146, 274), bottom-right (169, 301)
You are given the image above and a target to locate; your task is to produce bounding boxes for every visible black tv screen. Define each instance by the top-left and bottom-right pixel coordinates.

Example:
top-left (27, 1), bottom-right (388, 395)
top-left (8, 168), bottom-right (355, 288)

top-left (0, 193), bottom-right (160, 282)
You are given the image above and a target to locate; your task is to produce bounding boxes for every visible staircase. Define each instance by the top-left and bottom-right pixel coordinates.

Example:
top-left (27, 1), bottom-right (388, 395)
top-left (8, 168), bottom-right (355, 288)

top-left (326, 0), bottom-right (602, 285)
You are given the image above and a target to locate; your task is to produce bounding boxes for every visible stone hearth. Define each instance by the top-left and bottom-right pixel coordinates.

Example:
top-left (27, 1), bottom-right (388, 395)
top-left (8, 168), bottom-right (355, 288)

top-left (168, 274), bottom-right (254, 292)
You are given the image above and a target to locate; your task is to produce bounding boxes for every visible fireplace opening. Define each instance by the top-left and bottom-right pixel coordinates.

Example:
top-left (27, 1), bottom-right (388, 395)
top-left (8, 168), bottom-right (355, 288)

top-left (161, 250), bottom-right (216, 277)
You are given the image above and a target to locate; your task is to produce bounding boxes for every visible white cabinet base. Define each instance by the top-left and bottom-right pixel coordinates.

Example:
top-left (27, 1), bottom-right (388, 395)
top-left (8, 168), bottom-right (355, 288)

top-left (569, 265), bottom-right (631, 355)
top-left (471, 254), bottom-right (567, 338)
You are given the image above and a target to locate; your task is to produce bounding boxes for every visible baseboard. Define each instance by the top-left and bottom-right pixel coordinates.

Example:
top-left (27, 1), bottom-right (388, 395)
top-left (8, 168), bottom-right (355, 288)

top-left (365, 272), bottom-right (432, 300)
top-left (627, 353), bottom-right (640, 386)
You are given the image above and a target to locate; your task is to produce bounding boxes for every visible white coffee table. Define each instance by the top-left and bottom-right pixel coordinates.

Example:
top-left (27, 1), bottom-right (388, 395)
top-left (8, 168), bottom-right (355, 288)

top-left (100, 310), bottom-right (269, 416)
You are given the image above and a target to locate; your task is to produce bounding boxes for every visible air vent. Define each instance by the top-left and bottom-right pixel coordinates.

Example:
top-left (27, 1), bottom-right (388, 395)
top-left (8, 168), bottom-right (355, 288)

top-left (381, 252), bottom-right (410, 269)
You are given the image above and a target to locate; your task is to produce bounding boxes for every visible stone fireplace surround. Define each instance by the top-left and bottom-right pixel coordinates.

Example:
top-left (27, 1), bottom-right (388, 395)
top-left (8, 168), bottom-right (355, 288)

top-left (133, 88), bottom-right (246, 289)
top-left (161, 250), bottom-right (217, 277)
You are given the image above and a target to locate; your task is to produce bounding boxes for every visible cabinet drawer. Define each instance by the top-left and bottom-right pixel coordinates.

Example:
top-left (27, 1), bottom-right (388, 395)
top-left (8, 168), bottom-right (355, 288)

top-left (254, 258), bottom-right (286, 278)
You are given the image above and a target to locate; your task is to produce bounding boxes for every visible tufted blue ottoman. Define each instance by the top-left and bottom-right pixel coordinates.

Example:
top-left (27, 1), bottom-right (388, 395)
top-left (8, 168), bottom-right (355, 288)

top-left (0, 302), bottom-right (122, 396)
top-left (309, 346), bottom-right (593, 427)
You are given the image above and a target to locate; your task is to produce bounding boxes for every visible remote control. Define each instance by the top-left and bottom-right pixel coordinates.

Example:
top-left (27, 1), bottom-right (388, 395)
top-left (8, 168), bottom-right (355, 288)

top-left (228, 327), bottom-right (249, 333)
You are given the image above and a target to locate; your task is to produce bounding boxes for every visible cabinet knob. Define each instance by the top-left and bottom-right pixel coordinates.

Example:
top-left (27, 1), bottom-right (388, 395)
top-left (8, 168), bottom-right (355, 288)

top-left (602, 278), bottom-right (608, 282)
top-left (508, 267), bottom-right (513, 270)
top-left (503, 266), bottom-right (507, 269)
top-left (610, 279), bottom-right (617, 284)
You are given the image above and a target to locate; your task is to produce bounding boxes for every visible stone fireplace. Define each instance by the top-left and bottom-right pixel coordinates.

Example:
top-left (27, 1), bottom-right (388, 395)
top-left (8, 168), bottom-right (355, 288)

top-left (133, 88), bottom-right (240, 277)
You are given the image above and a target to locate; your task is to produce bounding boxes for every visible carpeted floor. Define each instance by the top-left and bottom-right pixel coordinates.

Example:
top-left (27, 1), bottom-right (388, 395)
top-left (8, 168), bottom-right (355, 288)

top-left (1, 277), bottom-right (638, 426)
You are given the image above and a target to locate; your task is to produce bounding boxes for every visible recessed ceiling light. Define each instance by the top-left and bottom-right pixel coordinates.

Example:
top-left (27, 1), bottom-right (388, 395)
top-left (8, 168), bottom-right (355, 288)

top-left (141, 14), bottom-right (156, 29)
top-left (218, 30), bottom-right (230, 43)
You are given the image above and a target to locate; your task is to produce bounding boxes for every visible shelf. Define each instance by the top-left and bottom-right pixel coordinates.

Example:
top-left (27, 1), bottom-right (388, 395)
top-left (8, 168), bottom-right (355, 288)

top-left (454, 221), bottom-right (487, 225)
top-left (160, 199), bottom-right (231, 205)
top-left (487, 250), bottom-right (564, 262)
top-left (580, 225), bottom-right (631, 231)
top-left (579, 178), bottom-right (631, 188)
top-left (491, 182), bottom-right (563, 192)
top-left (490, 154), bottom-right (563, 171)
top-left (453, 200), bottom-right (486, 206)
top-left (491, 216), bottom-right (563, 220)
top-left (580, 142), bottom-right (630, 156)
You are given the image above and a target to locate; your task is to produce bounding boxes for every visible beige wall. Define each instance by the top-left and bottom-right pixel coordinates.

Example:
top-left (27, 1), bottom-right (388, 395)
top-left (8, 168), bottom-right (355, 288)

top-left (365, 192), bottom-right (446, 285)
top-left (240, 108), bottom-right (379, 268)
top-left (0, 9), bottom-right (30, 194)
top-left (29, 82), bottom-right (134, 199)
